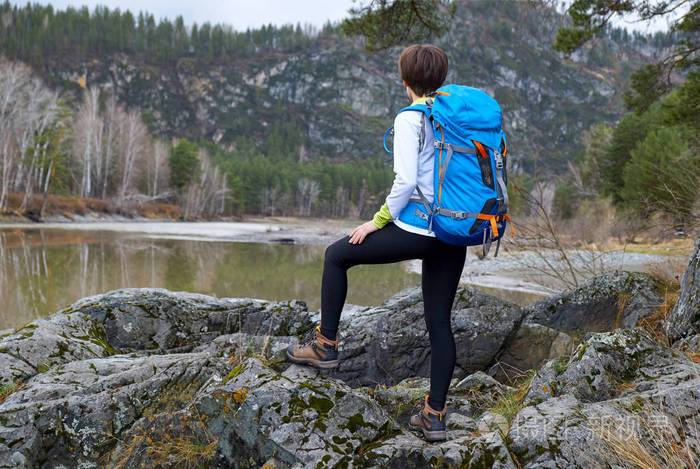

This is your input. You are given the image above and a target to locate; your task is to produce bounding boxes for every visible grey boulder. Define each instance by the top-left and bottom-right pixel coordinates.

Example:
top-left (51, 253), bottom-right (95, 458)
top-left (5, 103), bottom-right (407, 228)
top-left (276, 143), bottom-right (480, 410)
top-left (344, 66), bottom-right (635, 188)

top-left (508, 328), bottom-right (700, 468)
top-left (330, 285), bottom-right (523, 387)
top-left (522, 270), bottom-right (663, 338)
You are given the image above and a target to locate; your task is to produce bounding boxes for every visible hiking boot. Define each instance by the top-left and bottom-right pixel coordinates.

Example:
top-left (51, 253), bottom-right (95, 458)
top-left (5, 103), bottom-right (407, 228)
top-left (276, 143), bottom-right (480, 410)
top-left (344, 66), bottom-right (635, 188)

top-left (286, 326), bottom-right (340, 369)
top-left (408, 395), bottom-right (447, 441)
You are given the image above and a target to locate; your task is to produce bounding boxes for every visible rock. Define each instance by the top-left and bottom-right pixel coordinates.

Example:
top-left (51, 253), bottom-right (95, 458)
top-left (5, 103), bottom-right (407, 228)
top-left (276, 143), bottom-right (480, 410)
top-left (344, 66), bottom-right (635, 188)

top-left (332, 286), bottom-right (523, 386)
top-left (453, 371), bottom-right (512, 398)
top-left (66, 288), bottom-right (314, 352)
top-left (507, 328), bottom-right (700, 468)
top-left (491, 323), bottom-right (575, 380)
top-left (676, 334), bottom-right (700, 353)
top-left (492, 271), bottom-right (662, 381)
top-left (3, 282), bottom-right (697, 468)
top-left (523, 328), bottom-right (690, 405)
top-left (112, 357), bottom-right (396, 468)
top-left (523, 271), bottom-right (663, 337)
top-left (666, 236), bottom-right (700, 344)
top-left (191, 332), bottom-right (298, 363)
top-left (0, 289), bottom-right (313, 387)
top-left (0, 352), bottom-right (228, 469)
top-left (0, 313), bottom-right (115, 386)
top-left (476, 411), bottom-right (508, 434)
top-left (363, 429), bottom-right (518, 468)
top-left (508, 393), bottom-right (606, 467)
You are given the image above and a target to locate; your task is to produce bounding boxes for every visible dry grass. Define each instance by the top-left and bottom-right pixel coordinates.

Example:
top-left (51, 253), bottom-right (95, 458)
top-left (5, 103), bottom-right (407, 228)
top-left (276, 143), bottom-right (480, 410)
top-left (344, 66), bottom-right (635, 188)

top-left (3, 193), bottom-right (111, 216)
top-left (615, 293), bottom-right (631, 329)
top-left (637, 259), bottom-right (684, 346)
top-left (688, 349), bottom-right (700, 363)
top-left (637, 294), bottom-right (678, 346)
top-left (138, 202), bottom-right (183, 219)
top-left (1, 192), bottom-right (183, 220)
top-left (590, 409), bottom-right (699, 469)
top-left (490, 369), bottom-right (536, 430)
top-left (647, 256), bottom-right (688, 287)
top-left (616, 381), bottom-right (637, 394)
top-left (557, 197), bottom-right (619, 249)
top-left (548, 194), bottom-right (696, 254)
top-left (110, 409), bottom-right (217, 469)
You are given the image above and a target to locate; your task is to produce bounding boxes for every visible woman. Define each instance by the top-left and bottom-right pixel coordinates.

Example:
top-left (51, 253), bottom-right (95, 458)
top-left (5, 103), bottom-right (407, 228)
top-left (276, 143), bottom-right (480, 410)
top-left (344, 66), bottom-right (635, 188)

top-left (287, 44), bottom-right (466, 442)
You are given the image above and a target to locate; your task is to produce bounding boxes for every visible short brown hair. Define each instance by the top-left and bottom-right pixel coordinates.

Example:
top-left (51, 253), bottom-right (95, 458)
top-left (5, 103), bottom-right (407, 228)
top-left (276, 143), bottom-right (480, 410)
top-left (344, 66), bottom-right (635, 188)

top-left (398, 44), bottom-right (448, 96)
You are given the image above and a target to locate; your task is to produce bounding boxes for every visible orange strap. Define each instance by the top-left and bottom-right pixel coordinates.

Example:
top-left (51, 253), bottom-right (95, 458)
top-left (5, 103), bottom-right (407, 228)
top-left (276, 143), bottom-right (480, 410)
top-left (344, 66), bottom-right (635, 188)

top-left (501, 137), bottom-right (507, 157)
top-left (474, 213), bottom-right (515, 240)
top-left (437, 123), bottom-right (445, 204)
top-left (502, 213), bottom-right (514, 237)
top-left (475, 214), bottom-right (499, 239)
top-left (473, 140), bottom-right (488, 159)
top-left (435, 91), bottom-right (450, 96)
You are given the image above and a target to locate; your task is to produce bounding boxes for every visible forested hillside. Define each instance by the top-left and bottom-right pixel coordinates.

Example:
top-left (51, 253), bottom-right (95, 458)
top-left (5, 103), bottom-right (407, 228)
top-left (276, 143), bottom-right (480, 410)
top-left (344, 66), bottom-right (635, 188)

top-left (0, 0), bottom-right (678, 218)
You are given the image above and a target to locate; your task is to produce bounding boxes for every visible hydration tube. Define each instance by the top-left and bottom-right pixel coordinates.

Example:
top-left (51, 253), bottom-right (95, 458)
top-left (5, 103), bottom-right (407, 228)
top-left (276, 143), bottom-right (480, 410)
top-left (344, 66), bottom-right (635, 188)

top-left (383, 126), bottom-right (394, 154)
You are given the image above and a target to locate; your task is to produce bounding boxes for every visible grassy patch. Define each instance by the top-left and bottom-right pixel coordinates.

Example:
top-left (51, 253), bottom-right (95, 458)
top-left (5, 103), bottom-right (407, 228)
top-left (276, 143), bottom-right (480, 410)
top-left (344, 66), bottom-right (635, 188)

top-left (636, 279), bottom-right (680, 346)
top-left (615, 293), bottom-right (632, 329)
top-left (490, 369), bottom-right (536, 429)
top-left (0, 381), bottom-right (24, 404)
top-left (616, 381), bottom-right (637, 394)
top-left (590, 407), bottom-right (699, 469)
top-left (551, 356), bottom-right (569, 376)
top-left (111, 410), bottom-right (217, 469)
top-left (223, 362), bottom-right (246, 384)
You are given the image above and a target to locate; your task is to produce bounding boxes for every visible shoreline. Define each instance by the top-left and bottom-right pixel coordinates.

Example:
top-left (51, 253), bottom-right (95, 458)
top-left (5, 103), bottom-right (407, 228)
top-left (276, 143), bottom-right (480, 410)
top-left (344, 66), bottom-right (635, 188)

top-left (1, 219), bottom-right (688, 306)
top-left (0, 216), bottom-right (361, 245)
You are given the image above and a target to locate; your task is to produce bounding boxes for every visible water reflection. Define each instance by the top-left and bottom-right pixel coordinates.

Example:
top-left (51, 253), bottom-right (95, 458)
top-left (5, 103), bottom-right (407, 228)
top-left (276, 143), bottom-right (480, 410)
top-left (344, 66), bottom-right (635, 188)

top-left (0, 228), bottom-right (421, 330)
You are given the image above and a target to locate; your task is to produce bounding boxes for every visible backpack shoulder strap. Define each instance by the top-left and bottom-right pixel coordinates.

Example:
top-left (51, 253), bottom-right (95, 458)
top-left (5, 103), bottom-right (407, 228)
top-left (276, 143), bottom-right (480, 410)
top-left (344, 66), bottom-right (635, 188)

top-left (397, 104), bottom-right (432, 152)
top-left (383, 104), bottom-right (433, 155)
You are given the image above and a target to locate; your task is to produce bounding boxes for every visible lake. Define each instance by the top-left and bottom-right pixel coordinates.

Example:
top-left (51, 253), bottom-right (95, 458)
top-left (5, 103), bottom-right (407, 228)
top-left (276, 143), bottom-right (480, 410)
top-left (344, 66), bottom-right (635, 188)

top-left (0, 223), bottom-right (429, 330)
top-left (3, 220), bottom-right (677, 332)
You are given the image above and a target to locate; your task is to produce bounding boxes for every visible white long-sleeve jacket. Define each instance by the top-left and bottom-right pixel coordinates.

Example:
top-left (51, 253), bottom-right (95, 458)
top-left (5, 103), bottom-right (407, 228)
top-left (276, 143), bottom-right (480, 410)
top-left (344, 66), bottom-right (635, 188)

top-left (385, 100), bottom-right (435, 237)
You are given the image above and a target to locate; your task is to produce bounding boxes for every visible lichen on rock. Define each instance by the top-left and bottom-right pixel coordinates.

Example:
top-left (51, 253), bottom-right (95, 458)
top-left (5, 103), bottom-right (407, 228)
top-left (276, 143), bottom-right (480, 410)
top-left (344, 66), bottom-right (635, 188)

top-left (1, 264), bottom-right (699, 468)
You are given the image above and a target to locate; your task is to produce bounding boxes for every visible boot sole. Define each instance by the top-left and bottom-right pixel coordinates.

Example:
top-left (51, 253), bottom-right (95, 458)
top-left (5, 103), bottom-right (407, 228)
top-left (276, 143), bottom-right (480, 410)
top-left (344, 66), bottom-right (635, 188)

top-left (286, 350), bottom-right (340, 369)
top-left (408, 422), bottom-right (447, 442)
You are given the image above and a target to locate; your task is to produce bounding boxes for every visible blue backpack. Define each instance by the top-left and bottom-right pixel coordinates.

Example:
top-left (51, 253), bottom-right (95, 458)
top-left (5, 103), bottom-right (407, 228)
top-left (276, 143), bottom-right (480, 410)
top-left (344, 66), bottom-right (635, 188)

top-left (383, 84), bottom-right (512, 256)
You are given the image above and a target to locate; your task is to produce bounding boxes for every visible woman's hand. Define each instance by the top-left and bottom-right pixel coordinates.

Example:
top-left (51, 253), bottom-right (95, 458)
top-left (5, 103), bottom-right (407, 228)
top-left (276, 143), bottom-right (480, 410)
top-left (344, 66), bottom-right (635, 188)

top-left (348, 221), bottom-right (379, 244)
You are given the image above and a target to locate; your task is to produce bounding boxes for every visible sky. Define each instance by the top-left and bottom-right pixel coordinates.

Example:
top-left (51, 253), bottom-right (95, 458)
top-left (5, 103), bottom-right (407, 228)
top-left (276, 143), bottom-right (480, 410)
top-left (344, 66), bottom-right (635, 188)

top-left (12, 0), bottom-right (358, 30)
top-left (7, 0), bottom-right (679, 33)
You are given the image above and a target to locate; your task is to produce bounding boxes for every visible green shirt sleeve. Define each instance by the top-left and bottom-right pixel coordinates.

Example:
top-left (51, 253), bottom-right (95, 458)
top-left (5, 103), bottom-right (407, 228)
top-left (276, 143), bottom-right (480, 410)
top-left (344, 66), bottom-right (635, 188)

top-left (372, 203), bottom-right (393, 229)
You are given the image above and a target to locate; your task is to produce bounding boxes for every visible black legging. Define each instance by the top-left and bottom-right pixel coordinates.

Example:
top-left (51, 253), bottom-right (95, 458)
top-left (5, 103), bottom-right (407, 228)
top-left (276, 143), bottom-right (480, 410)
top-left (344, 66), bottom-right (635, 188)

top-left (321, 222), bottom-right (467, 410)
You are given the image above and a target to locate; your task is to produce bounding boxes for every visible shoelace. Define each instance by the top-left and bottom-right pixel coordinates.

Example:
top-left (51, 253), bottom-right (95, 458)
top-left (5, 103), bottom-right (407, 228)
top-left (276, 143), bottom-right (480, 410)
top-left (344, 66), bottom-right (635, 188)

top-left (301, 329), bottom-right (318, 348)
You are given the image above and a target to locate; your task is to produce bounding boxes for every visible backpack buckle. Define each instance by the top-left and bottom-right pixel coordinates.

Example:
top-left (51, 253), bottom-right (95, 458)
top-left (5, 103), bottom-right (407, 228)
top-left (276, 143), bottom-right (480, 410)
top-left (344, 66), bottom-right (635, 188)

top-left (494, 151), bottom-right (504, 169)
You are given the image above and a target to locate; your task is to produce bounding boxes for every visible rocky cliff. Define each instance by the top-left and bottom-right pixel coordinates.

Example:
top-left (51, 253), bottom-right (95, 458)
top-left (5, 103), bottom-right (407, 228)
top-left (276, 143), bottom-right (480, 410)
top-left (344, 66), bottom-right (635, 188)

top-left (1, 239), bottom-right (698, 467)
top-left (31, 1), bottom-right (661, 174)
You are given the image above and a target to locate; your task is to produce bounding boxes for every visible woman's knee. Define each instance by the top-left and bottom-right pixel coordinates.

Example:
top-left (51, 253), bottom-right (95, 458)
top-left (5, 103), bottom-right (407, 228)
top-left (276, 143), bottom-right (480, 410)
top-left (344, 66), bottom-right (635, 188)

top-left (324, 238), bottom-right (349, 267)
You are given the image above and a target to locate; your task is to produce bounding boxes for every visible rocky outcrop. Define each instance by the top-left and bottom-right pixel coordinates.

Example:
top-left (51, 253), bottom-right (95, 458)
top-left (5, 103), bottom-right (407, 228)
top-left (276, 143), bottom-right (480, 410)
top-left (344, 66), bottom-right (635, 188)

top-left (332, 286), bottom-right (523, 386)
top-left (522, 271), bottom-right (663, 337)
top-left (0, 290), bottom-right (314, 468)
top-left (509, 328), bottom-right (700, 468)
top-left (492, 270), bottom-right (662, 378)
top-left (66, 288), bottom-right (314, 352)
top-left (0, 353), bottom-right (228, 468)
top-left (1, 265), bottom-right (698, 468)
top-left (666, 236), bottom-right (700, 348)
top-left (0, 288), bottom-right (313, 387)
top-left (491, 323), bottom-right (575, 379)
top-left (33, 1), bottom-right (656, 170)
